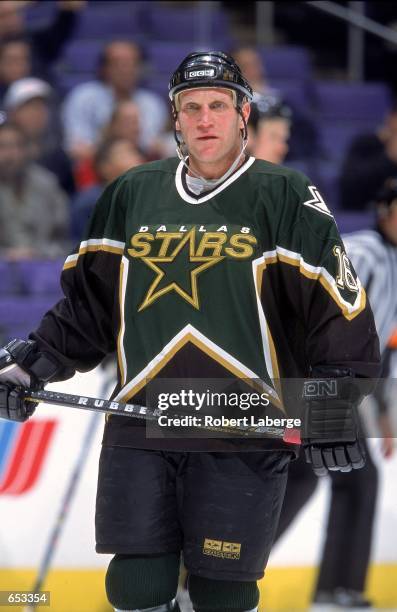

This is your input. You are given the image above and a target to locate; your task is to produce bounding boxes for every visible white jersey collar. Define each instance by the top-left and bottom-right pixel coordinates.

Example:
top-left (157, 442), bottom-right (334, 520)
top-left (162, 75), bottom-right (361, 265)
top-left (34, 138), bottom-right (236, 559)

top-left (175, 156), bottom-right (256, 204)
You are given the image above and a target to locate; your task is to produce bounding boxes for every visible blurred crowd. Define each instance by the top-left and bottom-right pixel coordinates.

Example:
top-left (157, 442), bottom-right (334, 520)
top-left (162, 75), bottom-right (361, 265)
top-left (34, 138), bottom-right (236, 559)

top-left (1, 1), bottom-right (397, 260)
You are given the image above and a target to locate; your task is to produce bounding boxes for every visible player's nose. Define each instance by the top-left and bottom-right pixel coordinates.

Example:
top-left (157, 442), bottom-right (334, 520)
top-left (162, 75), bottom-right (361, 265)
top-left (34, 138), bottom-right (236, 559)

top-left (197, 105), bottom-right (214, 126)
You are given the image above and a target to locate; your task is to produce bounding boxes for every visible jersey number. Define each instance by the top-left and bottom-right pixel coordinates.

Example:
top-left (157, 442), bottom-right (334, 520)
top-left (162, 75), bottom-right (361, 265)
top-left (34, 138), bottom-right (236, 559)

top-left (333, 246), bottom-right (359, 292)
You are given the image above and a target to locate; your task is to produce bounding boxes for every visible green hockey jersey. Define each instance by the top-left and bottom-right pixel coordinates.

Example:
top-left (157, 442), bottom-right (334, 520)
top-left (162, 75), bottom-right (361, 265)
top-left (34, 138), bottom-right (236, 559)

top-left (32, 157), bottom-right (380, 451)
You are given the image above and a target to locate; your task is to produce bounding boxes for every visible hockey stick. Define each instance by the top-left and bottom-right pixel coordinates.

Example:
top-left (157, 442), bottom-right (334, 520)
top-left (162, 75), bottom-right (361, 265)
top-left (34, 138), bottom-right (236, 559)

top-left (23, 367), bottom-right (115, 611)
top-left (23, 387), bottom-right (286, 438)
top-left (24, 387), bottom-right (162, 421)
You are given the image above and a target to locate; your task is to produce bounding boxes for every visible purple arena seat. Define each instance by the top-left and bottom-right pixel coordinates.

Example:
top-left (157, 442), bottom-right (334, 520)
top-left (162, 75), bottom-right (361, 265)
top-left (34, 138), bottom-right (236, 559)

top-left (0, 297), bottom-right (57, 340)
top-left (146, 42), bottom-right (233, 77)
top-left (317, 121), bottom-right (375, 165)
top-left (258, 46), bottom-right (312, 81)
top-left (25, 0), bottom-right (146, 38)
top-left (0, 260), bottom-right (63, 297)
top-left (335, 211), bottom-right (375, 234)
top-left (58, 40), bottom-right (104, 74)
top-left (284, 160), bottom-right (313, 177)
top-left (16, 260), bottom-right (63, 296)
top-left (314, 161), bottom-right (342, 210)
top-left (71, 4), bottom-right (143, 40)
top-left (23, 1), bottom-right (56, 27)
top-left (0, 261), bottom-right (17, 295)
top-left (314, 81), bottom-right (392, 122)
top-left (271, 79), bottom-right (310, 113)
top-left (146, 42), bottom-right (196, 76)
top-left (146, 6), bottom-right (232, 45)
top-left (143, 76), bottom-right (169, 101)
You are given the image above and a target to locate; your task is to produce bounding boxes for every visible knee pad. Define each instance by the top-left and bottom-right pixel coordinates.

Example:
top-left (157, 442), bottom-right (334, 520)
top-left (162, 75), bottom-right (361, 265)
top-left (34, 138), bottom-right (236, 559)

top-left (105, 553), bottom-right (180, 610)
top-left (188, 575), bottom-right (259, 612)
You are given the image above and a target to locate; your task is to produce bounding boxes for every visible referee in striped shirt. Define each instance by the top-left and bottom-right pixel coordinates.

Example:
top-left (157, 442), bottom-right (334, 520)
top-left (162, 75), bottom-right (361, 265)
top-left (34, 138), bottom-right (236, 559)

top-left (343, 180), bottom-right (397, 353)
top-left (275, 177), bottom-right (397, 611)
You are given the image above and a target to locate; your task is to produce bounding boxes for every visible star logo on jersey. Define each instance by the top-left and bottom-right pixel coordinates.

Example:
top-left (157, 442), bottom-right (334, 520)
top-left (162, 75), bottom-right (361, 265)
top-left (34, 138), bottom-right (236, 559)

top-left (303, 185), bottom-right (333, 217)
top-left (138, 228), bottom-right (223, 311)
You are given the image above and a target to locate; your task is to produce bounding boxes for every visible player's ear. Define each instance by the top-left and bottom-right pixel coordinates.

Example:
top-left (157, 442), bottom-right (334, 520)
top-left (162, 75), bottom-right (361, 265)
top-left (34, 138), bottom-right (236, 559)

top-left (241, 101), bottom-right (251, 126)
top-left (175, 118), bottom-right (181, 132)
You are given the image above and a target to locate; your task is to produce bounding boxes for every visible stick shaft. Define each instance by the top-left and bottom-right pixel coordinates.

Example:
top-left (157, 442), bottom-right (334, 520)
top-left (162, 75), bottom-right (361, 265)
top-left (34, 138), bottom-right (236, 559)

top-left (25, 388), bottom-right (161, 421)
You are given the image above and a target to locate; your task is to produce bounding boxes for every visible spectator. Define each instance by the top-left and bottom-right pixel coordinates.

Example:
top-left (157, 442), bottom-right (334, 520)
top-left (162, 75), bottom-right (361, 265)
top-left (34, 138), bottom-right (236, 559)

top-left (232, 44), bottom-right (319, 160)
top-left (340, 104), bottom-right (397, 211)
top-left (73, 100), bottom-right (145, 188)
top-left (71, 138), bottom-right (144, 242)
top-left (232, 46), bottom-right (278, 98)
top-left (102, 100), bottom-right (141, 150)
top-left (248, 97), bottom-right (292, 164)
top-left (4, 77), bottom-right (75, 195)
top-left (0, 1), bottom-right (25, 38)
top-left (62, 41), bottom-right (168, 160)
top-left (0, 1), bottom-right (85, 84)
top-left (72, 100), bottom-right (144, 191)
top-left (0, 36), bottom-right (32, 103)
top-left (0, 122), bottom-right (69, 259)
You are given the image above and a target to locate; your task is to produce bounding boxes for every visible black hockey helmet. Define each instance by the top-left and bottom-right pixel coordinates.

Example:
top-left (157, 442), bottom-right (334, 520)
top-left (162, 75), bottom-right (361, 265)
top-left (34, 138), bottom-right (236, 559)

top-left (249, 94), bottom-right (292, 131)
top-left (169, 51), bottom-right (253, 114)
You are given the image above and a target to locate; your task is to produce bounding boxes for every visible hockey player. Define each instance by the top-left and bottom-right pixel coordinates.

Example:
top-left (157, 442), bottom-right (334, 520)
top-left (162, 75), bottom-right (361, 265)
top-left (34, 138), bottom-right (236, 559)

top-left (0, 52), bottom-right (380, 612)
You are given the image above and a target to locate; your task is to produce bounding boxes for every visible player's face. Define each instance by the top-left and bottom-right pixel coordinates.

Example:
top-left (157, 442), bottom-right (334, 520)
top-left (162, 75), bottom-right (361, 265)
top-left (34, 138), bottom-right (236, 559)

top-left (176, 88), bottom-right (249, 177)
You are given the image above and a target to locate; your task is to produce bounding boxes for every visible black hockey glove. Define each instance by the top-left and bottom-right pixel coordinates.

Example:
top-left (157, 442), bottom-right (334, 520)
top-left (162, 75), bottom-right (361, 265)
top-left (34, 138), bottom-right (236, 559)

top-left (0, 383), bottom-right (37, 422)
top-left (301, 367), bottom-right (366, 476)
top-left (0, 339), bottom-right (66, 422)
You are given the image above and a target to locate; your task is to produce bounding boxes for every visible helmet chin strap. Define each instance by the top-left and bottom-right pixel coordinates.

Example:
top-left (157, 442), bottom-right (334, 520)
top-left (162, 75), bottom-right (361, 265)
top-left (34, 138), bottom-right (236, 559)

top-left (174, 111), bottom-right (249, 189)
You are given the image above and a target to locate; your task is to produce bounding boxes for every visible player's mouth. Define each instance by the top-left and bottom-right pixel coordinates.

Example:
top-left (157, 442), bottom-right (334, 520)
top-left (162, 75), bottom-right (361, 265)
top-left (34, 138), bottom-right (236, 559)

top-left (197, 135), bottom-right (218, 140)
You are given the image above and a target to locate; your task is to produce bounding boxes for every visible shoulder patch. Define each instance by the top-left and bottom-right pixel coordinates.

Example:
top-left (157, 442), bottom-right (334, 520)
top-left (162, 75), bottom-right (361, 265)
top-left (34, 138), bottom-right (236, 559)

top-left (303, 186), bottom-right (333, 217)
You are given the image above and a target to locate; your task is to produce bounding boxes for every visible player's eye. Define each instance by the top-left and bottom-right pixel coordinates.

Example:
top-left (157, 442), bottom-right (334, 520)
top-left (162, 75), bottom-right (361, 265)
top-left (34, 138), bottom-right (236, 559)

top-left (184, 103), bottom-right (200, 113)
top-left (210, 101), bottom-right (227, 110)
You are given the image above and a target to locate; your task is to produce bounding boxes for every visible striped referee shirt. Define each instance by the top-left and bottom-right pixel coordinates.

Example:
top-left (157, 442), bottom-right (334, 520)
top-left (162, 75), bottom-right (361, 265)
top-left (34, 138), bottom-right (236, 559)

top-left (343, 229), bottom-right (397, 353)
